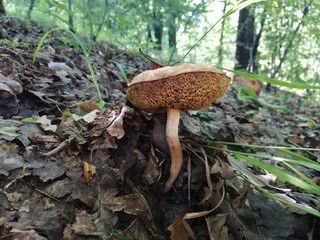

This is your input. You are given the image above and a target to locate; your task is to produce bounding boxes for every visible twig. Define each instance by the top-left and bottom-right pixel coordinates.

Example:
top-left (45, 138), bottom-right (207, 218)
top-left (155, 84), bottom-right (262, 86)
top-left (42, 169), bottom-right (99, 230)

top-left (35, 188), bottom-right (61, 202)
top-left (41, 136), bottom-right (75, 158)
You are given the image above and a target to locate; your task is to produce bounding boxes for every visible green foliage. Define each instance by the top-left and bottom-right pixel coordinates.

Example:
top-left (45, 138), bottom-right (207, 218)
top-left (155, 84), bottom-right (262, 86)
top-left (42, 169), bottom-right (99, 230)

top-left (176, 0), bottom-right (266, 63)
top-left (202, 141), bottom-right (320, 217)
top-left (257, 0), bottom-right (320, 87)
top-left (236, 86), bottom-right (257, 103)
top-left (20, 117), bottom-right (34, 123)
top-left (253, 183), bottom-right (320, 217)
top-left (225, 68), bottom-right (320, 89)
top-left (4, 0), bottom-right (320, 88)
top-left (0, 38), bottom-right (30, 48)
top-left (33, 27), bottom-right (105, 110)
top-left (233, 152), bottom-right (320, 196)
top-left (108, 60), bottom-right (128, 83)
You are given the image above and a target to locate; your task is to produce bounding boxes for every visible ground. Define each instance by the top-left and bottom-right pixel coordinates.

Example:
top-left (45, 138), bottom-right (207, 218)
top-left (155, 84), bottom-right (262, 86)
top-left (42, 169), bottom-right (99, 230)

top-left (0, 17), bottom-right (319, 240)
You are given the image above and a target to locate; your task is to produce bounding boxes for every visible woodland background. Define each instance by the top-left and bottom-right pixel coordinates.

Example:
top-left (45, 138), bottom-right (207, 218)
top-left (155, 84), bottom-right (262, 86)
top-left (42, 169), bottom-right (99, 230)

top-left (1, 0), bottom-right (319, 92)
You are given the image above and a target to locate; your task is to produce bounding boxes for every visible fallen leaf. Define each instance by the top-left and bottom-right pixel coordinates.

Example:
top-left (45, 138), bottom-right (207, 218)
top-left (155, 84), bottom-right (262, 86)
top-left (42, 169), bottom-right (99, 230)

top-left (0, 126), bottom-right (20, 137)
top-left (82, 109), bottom-right (100, 123)
top-left (35, 115), bottom-right (57, 132)
top-left (80, 101), bottom-right (99, 112)
top-left (10, 229), bottom-right (47, 240)
top-left (205, 214), bottom-right (229, 240)
top-left (0, 150), bottom-right (26, 176)
top-left (44, 178), bottom-right (74, 198)
top-left (71, 210), bottom-right (104, 236)
top-left (33, 160), bottom-right (66, 182)
top-left (107, 105), bottom-right (134, 139)
top-left (83, 161), bottom-right (96, 183)
top-left (167, 215), bottom-right (190, 240)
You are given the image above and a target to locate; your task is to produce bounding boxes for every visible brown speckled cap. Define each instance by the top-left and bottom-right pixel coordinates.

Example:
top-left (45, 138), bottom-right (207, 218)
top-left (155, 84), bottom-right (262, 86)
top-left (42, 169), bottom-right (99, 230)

top-left (126, 63), bottom-right (230, 112)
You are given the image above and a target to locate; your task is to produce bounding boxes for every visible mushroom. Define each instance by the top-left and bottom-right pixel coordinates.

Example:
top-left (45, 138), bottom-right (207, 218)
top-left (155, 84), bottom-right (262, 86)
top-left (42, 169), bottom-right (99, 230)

top-left (126, 63), bottom-right (230, 192)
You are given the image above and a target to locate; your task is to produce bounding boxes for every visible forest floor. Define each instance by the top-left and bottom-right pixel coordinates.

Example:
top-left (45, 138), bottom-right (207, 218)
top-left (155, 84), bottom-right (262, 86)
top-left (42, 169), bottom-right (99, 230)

top-left (0, 17), bottom-right (319, 240)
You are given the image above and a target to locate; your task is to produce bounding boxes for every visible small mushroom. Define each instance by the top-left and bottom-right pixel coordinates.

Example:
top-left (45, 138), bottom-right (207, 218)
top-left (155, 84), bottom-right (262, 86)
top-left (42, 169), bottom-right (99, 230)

top-left (126, 63), bottom-right (230, 192)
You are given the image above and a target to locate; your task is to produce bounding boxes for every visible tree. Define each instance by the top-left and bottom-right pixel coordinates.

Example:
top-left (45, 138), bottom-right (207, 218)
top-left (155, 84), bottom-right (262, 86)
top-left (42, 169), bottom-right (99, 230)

top-left (27, 0), bottom-right (36, 19)
top-left (218, 0), bottom-right (228, 66)
top-left (235, 6), bottom-right (255, 72)
top-left (265, 0), bottom-right (313, 91)
top-left (68, 0), bottom-right (74, 33)
top-left (234, 5), bottom-right (264, 95)
top-left (167, 0), bottom-right (181, 49)
top-left (151, 0), bottom-right (163, 50)
top-left (0, 0), bottom-right (6, 16)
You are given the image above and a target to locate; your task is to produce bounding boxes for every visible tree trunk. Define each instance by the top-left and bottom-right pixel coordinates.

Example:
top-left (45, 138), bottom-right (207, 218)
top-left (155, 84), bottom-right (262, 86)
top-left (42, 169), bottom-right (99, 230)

top-left (0, 0), bottom-right (6, 16)
top-left (68, 0), bottom-right (74, 33)
top-left (167, 0), bottom-right (178, 49)
top-left (235, 7), bottom-right (255, 71)
top-left (168, 18), bottom-right (176, 49)
top-left (27, 0), bottom-right (35, 19)
top-left (153, 11), bottom-right (163, 50)
top-left (147, 23), bottom-right (153, 46)
top-left (152, 1), bottom-right (163, 50)
top-left (250, 16), bottom-right (265, 73)
top-left (217, 0), bottom-right (227, 66)
top-left (234, 6), bottom-right (263, 95)
top-left (93, 0), bottom-right (108, 41)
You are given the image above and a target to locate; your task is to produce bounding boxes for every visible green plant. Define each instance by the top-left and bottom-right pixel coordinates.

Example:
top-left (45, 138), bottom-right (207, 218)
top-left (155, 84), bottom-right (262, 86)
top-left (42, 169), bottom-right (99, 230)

top-left (195, 141), bottom-right (320, 217)
top-left (33, 27), bottom-right (105, 110)
top-left (0, 38), bottom-right (30, 48)
top-left (175, 0), bottom-right (266, 64)
top-left (224, 68), bottom-right (320, 90)
top-left (108, 60), bottom-right (129, 83)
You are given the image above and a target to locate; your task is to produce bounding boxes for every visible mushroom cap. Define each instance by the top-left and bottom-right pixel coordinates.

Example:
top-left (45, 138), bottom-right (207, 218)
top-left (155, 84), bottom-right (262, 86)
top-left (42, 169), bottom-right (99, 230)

top-left (126, 63), bottom-right (230, 112)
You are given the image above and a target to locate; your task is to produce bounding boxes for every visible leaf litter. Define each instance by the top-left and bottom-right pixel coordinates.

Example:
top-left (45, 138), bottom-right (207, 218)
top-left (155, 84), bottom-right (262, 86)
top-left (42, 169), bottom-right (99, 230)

top-left (0, 17), bottom-right (319, 239)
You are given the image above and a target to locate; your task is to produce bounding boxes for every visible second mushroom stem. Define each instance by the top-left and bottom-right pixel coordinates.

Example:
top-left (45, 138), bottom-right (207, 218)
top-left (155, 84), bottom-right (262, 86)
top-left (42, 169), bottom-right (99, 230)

top-left (164, 108), bottom-right (183, 192)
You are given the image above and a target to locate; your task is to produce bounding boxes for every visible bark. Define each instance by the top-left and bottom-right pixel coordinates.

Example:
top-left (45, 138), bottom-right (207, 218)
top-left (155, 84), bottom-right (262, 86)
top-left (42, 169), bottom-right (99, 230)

top-left (234, 6), bottom-right (263, 95)
top-left (0, 0), bottom-right (6, 16)
top-left (235, 7), bottom-right (255, 71)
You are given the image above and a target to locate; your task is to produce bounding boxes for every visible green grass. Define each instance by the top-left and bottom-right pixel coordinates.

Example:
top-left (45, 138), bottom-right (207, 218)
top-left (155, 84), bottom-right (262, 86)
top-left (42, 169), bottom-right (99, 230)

top-left (186, 140), bottom-right (320, 217)
top-left (33, 27), bottom-right (105, 110)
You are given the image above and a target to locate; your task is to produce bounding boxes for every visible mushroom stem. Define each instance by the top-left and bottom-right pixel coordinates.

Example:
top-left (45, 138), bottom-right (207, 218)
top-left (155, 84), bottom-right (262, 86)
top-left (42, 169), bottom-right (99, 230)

top-left (164, 108), bottom-right (183, 192)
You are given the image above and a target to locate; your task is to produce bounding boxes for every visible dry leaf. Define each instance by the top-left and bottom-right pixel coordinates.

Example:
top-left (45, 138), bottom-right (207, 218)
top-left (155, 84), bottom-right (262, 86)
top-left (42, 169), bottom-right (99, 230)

top-left (83, 161), bottom-right (96, 183)
top-left (10, 229), bottom-right (47, 240)
top-left (71, 210), bottom-right (104, 236)
top-left (82, 109), bottom-right (100, 123)
top-left (35, 115), bottom-right (57, 132)
top-left (167, 215), bottom-right (190, 240)
top-left (205, 214), bottom-right (229, 240)
top-left (80, 101), bottom-right (99, 112)
top-left (107, 105), bottom-right (134, 139)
